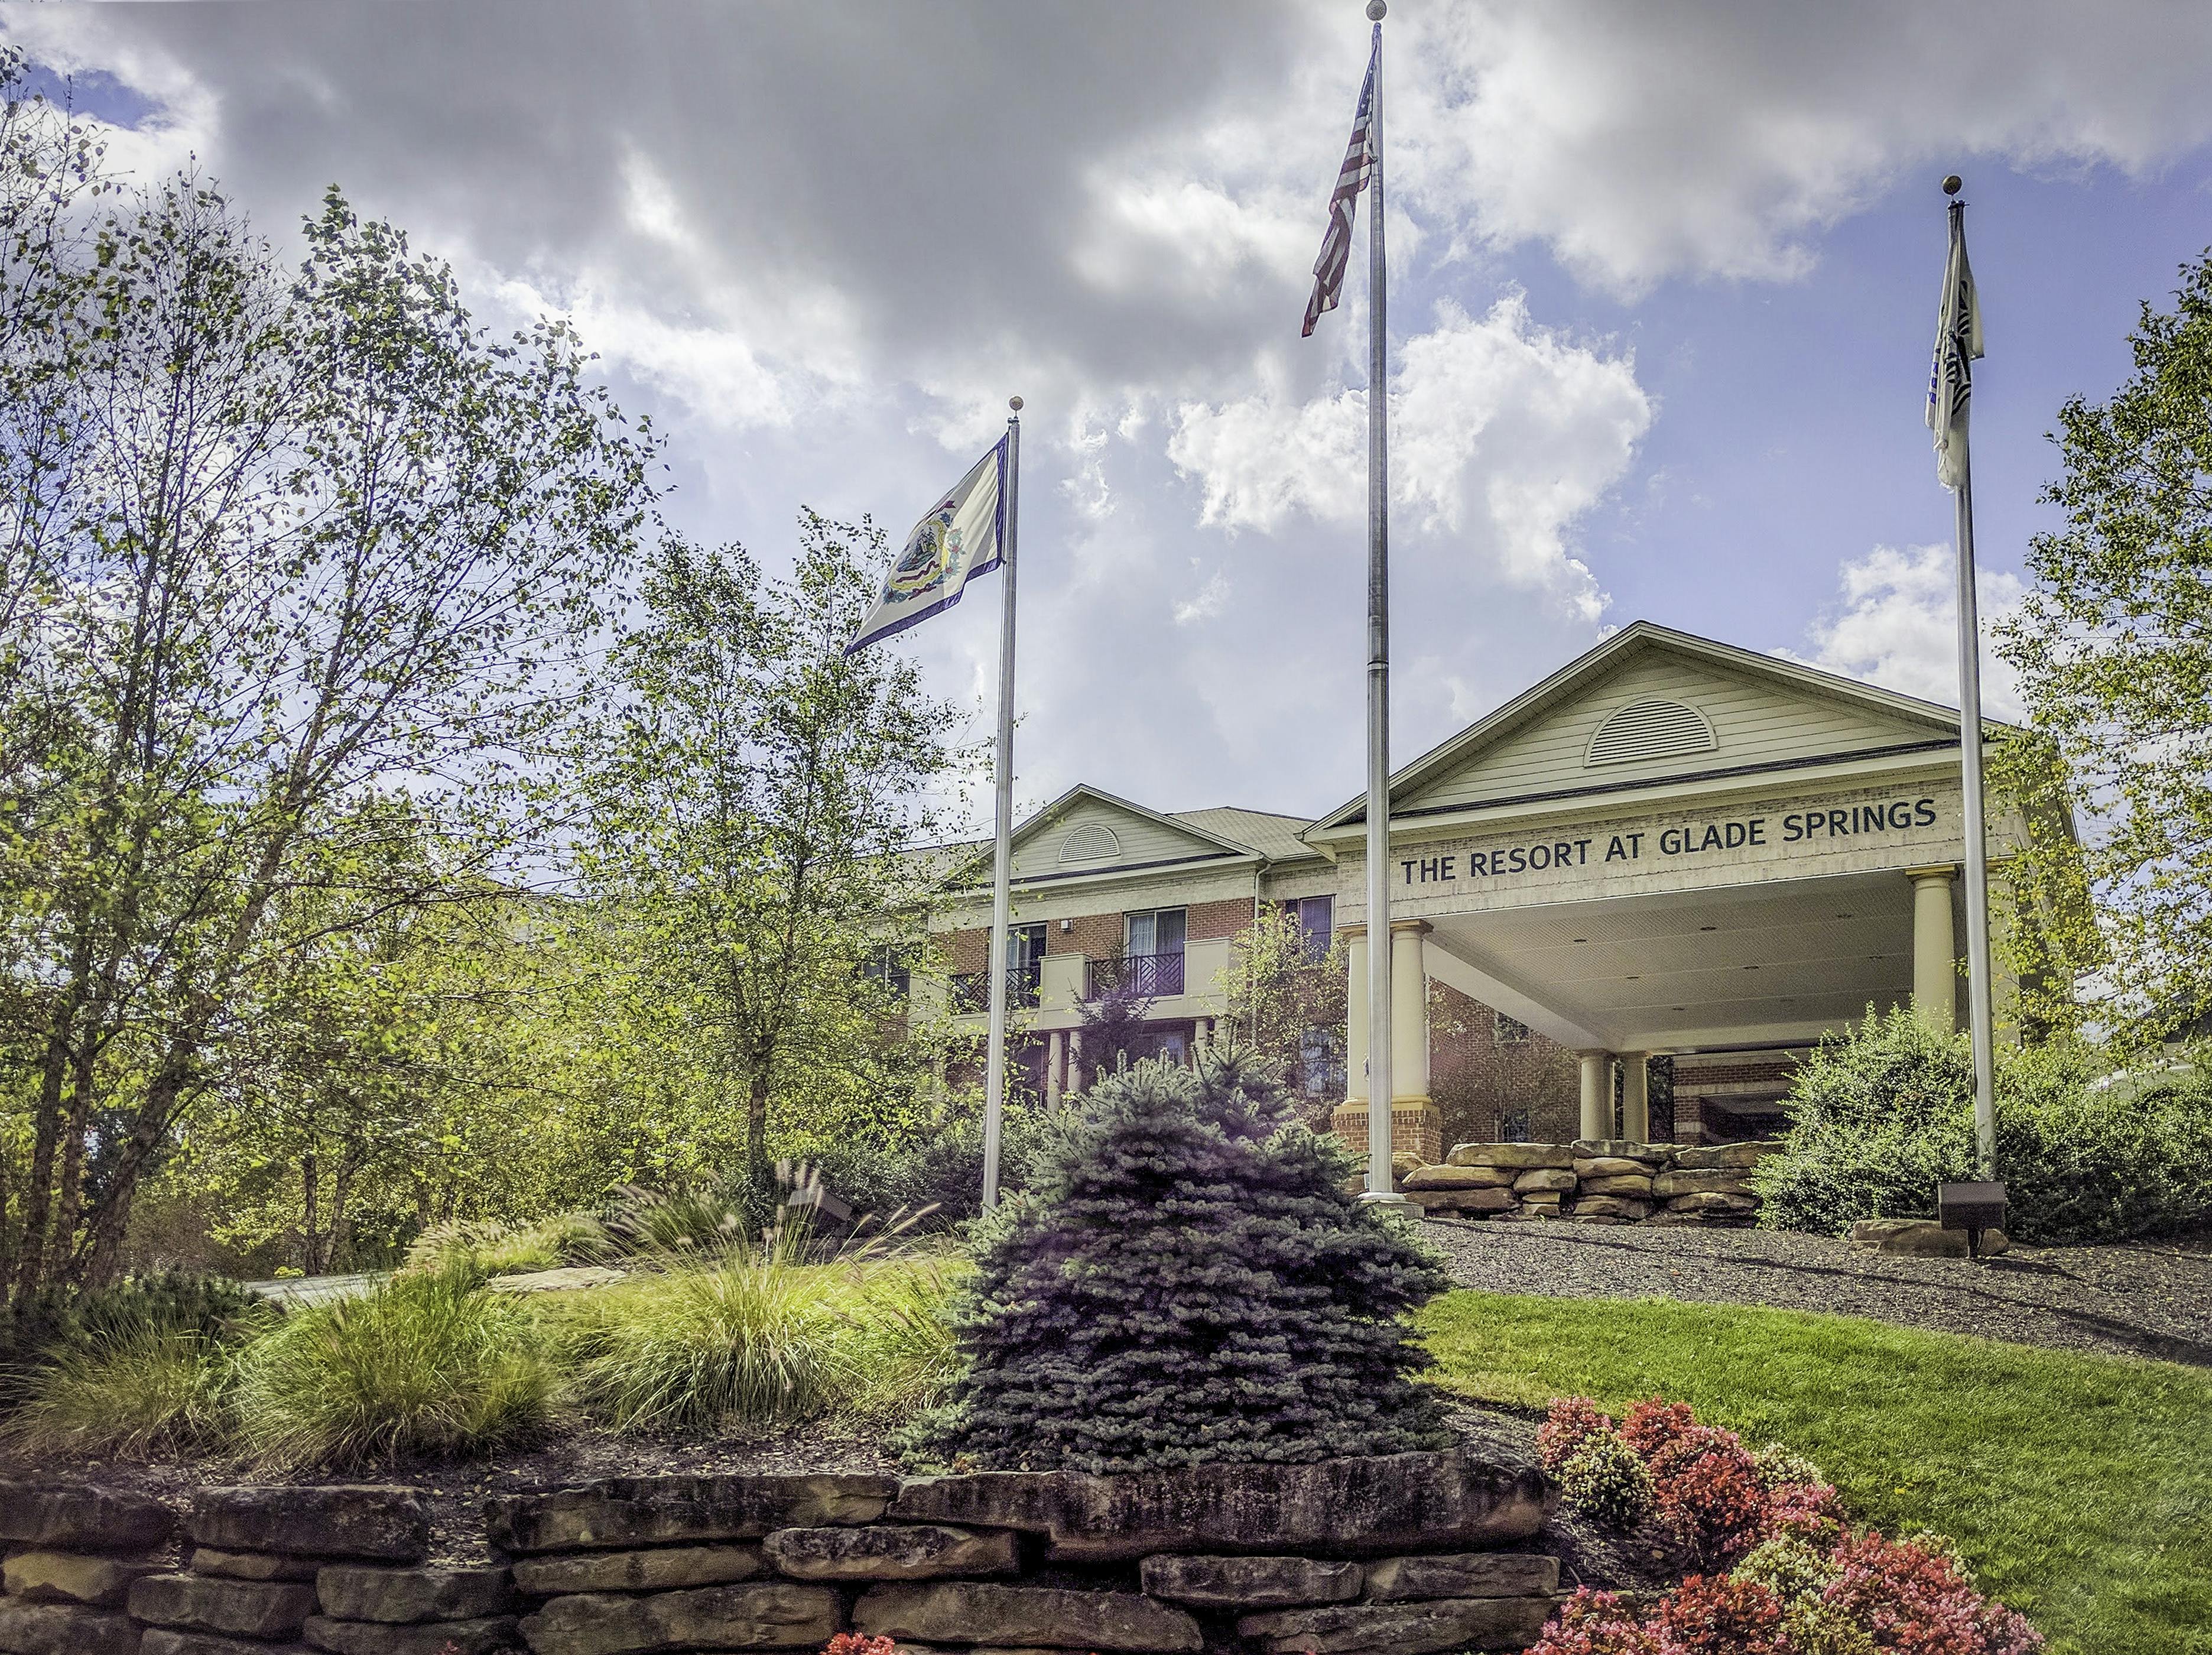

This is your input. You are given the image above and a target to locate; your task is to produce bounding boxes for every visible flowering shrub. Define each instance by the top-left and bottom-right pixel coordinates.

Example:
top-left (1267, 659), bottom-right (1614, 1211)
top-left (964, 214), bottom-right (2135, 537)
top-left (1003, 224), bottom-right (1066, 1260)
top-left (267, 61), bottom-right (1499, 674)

top-left (820, 1638), bottom-right (899, 1655)
top-left (1530, 1403), bottom-right (2042, 1655)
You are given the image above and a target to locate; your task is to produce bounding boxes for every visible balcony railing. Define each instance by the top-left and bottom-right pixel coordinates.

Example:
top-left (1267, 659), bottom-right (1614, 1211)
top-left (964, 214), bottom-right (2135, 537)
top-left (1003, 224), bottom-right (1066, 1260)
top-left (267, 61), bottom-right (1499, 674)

top-left (1086, 950), bottom-right (1185, 1000)
top-left (951, 960), bottom-right (1041, 1013)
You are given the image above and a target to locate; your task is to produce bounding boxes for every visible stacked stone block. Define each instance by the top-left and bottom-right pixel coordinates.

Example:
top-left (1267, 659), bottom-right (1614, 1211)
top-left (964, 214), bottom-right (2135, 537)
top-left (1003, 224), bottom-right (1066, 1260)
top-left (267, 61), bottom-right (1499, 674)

top-left (490, 1454), bottom-right (1557, 1655)
top-left (0, 1449), bottom-right (1566, 1654)
top-left (1399, 1138), bottom-right (1785, 1225)
top-left (0, 1481), bottom-right (173, 1655)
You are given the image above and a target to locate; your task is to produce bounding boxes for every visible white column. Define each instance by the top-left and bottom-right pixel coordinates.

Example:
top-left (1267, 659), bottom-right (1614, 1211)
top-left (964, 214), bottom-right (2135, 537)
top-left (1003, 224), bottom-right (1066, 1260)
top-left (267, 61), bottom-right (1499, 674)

top-left (1578, 1052), bottom-right (1611, 1142)
top-left (1909, 866), bottom-right (1958, 1035)
top-left (1045, 1029), bottom-right (1064, 1108)
top-left (1066, 1029), bottom-right (1083, 1095)
top-left (1344, 927), bottom-right (1370, 1104)
top-left (1389, 921), bottom-right (1431, 1104)
top-left (1620, 1053), bottom-right (1649, 1144)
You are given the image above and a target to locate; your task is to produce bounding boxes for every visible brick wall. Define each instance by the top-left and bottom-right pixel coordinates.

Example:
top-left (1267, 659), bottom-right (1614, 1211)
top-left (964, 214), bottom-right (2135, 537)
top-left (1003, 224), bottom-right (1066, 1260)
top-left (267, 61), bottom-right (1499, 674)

top-left (1049, 911), bottom-right (1123, 959)
top-left (1426, 981), bottom-right (1581, 1147)
top-left (1187, 897), bottom-right (1255, 940)
top-left (949, 926), bottom-right (988, 973)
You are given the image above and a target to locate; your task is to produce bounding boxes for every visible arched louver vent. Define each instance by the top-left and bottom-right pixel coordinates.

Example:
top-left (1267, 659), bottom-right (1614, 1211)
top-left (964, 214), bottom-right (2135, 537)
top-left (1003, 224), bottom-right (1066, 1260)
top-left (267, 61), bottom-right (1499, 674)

top-left (1585, 699), bottom-right (1717, 767)
top-left (1058, 823), bottom-right (1122, 864)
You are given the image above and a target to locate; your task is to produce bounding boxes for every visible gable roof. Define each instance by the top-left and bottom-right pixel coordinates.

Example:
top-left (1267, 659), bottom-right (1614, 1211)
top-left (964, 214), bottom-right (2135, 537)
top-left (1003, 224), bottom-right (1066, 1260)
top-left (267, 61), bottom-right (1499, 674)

top-left (1307, 620), bottom-right (1999, 836)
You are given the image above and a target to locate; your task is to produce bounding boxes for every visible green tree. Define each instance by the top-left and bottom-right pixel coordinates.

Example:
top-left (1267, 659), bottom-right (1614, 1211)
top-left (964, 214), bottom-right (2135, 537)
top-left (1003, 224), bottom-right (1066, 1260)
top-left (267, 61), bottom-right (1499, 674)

top-left (566, 523), bottom-right (968, 1180)
top-left (1996, 251), bottom-right (2212, 1044)
top-left (1217, 904), bottom-right (1346, 1119)
top-left (913, 1049), bottom-right (1451, 1472)
top-left (0, 171), bottom-right (656, 1295)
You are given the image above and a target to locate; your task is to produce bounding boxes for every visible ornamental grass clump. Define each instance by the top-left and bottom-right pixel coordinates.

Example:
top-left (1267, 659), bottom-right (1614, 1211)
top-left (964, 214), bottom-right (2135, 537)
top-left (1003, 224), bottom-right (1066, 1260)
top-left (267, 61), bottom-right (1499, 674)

top-left (230, 1264), bottom-right (554, 1468)
top-left (910, 1047), bottom-right (1453, 1472)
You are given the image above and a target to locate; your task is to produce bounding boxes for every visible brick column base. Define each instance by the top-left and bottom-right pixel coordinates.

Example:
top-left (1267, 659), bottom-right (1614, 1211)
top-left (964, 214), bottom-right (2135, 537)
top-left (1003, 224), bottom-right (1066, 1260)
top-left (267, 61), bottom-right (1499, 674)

top-left (1329, 1100), bottom-right (1444, 1167)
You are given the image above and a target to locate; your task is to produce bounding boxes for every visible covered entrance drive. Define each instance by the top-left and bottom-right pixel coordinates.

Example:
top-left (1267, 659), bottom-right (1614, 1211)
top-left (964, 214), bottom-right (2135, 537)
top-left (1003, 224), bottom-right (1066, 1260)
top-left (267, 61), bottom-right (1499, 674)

top-left (1306, 622), bottom-right (2030, 1152)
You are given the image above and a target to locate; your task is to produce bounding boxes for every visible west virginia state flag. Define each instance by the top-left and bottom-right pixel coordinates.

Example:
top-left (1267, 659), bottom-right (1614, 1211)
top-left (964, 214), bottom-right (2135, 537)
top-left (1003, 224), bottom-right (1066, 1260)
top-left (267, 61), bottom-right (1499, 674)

top-left (846, 438), bottom-right (1009, 654)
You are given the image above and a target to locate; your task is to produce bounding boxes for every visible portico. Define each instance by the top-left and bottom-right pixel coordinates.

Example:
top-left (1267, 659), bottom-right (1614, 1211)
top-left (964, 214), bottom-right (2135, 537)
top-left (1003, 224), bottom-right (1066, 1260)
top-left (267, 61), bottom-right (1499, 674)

top-left (1306, 622), bottom-right (2033, 1150)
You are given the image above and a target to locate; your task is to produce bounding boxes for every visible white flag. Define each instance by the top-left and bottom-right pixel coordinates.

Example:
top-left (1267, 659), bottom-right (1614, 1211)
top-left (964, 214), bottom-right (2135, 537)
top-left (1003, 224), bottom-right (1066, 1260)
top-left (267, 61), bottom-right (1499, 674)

top-left (846, 437), bottom-right (1008, 654)
top-left (1927, 210), bottom-right (1983, 491)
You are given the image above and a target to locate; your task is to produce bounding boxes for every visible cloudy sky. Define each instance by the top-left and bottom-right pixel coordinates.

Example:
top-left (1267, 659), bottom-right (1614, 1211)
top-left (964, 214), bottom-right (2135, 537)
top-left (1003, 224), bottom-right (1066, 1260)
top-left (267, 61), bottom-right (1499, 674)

top-left (12, 1), bottom-right (2212, 829)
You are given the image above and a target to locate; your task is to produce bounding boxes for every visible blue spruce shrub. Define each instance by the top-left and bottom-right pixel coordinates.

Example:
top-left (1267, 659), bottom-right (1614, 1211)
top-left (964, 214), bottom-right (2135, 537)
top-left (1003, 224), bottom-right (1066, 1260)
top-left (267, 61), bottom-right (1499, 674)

top-left (908, 1047), bottom-right (1453, 1471)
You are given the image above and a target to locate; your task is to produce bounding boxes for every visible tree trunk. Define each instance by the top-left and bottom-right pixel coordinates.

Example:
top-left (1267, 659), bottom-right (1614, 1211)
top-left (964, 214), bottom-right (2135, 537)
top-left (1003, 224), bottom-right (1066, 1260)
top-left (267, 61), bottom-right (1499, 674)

top-left (300, 1151), bottom-right (322, 1276)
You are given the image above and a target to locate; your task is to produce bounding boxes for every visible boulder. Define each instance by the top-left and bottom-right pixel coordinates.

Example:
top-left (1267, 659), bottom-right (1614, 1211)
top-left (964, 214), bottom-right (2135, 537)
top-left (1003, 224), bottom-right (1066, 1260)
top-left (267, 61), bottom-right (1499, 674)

top-left (143, 1632), bottom-right (317, 1655)
top-left (1862, 1220), bottom-right (2010, 1258)
top-left (1569, 1195), bottom-right (1651, 1221)
top-left (890, 1451), bottom-right (1552, 1562)
top-left (511, 1543), bottom-right (764, 1596)
top-left (0, 1482), bottom-right (175, 1553)
top-left (490, 1474), bottom-right (895, 1554)
top-left (1652, 1170), bottom-right (1756, 1199)
top-left (517, 1583), bottom-right (841, 1653)
top-left (314, 1565), bottom-right (514, 1623)
top-left (1511, 1168), bottom-right (1576, 1194)
top-left (1578, 1174), bottom-right (1654, 1197)
top-left (1665, 1192), bottom-right (1759, 1215)
top-left (2, 1549), bottom-right (159, 1607)
top-left (0, 1598), bottom-right (143, 1655)
top-left (1571, 1140), bottom-right (1661, 1160)
top-left (190, 1548), bottom-right (323, 1582)
top-left (302, 1615), bottom-right (520, 1655)
top-left (1672, 1140), bottom-right (1785, 1170)
top-left (1362, 1551), bottom-right (1561, 1602)
top-left (1401, 1165), bottom-right (1515, 1191)
top-left (1237, 1594), bottom-right (1554, 1654)
top-left (1444, 1143), bottom-right (1574, 1170)
top-left (854, 1583), bottom-right (1201, 1652)
top-left (1571, 1157), bottom-right (1653, 1179)
top-left (765, 1523), bottom-right (1018, 1581)
top-left (189, 1487), bottom-right (428, 1563)
top-left (130, 1573), bottom-right (319, 1640)
top-left (1407, 1187), bottom-right (1513, 1213)
top-left (1390, 1152), bottom-right (1427, 1186)
top-left (1138, 1553), bottom-right (1362, 1609)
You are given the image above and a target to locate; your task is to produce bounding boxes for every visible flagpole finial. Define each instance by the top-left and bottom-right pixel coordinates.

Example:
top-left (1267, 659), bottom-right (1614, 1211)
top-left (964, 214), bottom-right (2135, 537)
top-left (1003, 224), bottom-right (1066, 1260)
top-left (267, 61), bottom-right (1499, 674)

top-left (1366, 1), bottom-right (1386, 18)
top-left (1008, 395), bottom-right (1023, 413)
top-left (1941, 174), bottom-right (1963, 196)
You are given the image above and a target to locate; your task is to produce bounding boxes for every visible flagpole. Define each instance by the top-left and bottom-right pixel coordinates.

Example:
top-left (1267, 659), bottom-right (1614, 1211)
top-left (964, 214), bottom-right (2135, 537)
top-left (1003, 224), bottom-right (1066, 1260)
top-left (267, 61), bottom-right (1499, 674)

top-left (1360, 0), bottom-right (1402, 1203)
top-left (1944, 185), bottom-right (1998, 1179)
top-left (981, 395), bottom-right (1022, 1210)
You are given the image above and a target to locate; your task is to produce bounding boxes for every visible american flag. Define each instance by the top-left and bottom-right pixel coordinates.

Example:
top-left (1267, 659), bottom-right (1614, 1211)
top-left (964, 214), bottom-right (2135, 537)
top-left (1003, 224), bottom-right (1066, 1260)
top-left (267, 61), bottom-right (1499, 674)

top-left (1301, 28), bottom-right (1379, 339)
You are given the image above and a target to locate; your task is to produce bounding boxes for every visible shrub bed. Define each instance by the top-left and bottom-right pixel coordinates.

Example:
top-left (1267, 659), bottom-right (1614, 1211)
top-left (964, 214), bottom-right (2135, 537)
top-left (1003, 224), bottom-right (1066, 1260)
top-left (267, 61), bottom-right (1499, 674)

top-left (1753, 1009), bottom-right (2212, 1242)
top-left (1531, 1396), bottom-right (2042, 1654)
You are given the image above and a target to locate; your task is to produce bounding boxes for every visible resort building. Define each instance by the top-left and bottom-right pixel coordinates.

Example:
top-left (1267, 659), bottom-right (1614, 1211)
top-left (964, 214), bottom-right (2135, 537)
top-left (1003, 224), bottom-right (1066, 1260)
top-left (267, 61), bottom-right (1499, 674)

top-left (921, 621), bottom-right (2032, 1154)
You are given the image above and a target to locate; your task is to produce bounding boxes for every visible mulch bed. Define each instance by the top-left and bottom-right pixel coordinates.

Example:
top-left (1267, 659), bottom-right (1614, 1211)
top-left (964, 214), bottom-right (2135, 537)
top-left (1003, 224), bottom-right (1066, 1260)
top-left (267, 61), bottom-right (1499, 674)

top-left (1425, 1217), bottom-right (2212, 1365)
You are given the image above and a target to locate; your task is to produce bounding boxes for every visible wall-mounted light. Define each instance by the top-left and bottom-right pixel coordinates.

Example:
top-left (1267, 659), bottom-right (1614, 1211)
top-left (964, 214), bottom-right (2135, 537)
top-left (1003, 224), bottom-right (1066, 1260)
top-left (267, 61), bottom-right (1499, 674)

top-left (1059, 919), bottom-right (1073, 933)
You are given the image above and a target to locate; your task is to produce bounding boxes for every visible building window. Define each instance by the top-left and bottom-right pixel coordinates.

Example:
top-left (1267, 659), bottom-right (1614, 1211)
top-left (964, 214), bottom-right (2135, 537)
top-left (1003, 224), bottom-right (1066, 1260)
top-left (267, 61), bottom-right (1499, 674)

top-left (1125, 907), bottom-right (1186, 959)
top-left (1495, 1012), bottom-right (1530, 1046)
top-left (1300, 1026), bottom-right (1346, 1097)
top-left (860, 946), bottom-right (911, 1000)
top-left (1499, 1104), bottom-right (1532, 1143)
top-left (1283, 894), bottom-right (1334, 959)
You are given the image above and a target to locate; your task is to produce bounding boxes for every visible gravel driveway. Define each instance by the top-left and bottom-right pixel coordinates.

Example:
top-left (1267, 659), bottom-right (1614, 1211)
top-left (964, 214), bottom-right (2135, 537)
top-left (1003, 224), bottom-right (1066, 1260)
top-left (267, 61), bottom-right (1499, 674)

top-left (1425, 1217), bottom-right (2212, 1365)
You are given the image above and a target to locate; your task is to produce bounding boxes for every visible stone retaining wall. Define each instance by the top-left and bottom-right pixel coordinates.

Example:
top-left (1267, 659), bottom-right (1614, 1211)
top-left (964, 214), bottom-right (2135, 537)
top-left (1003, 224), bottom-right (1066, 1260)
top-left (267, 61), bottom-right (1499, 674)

top-left (1398, 1138), bottom-right (1785, 1225)
top-left (0, 1450), bottom-right (1563, 1655)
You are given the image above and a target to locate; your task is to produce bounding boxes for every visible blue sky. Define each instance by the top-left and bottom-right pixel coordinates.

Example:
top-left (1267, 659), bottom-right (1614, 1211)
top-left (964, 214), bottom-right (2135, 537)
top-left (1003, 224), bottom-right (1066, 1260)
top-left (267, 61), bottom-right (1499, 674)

top-left (11, 0), bottom-right (2212, 830)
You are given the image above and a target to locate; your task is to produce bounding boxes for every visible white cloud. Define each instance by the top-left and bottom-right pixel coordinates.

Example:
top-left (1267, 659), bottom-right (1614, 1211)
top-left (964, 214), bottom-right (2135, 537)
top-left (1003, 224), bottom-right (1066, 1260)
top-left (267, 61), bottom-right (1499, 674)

top-left (1792, 543), bottom-right (2025, 720)
top-left (1172, 570), bottom-right (1230, 626)
top-left (1392, 1), bottom-right (2212, 294)
top-left (1167, 296), bottom-right (1651, 618)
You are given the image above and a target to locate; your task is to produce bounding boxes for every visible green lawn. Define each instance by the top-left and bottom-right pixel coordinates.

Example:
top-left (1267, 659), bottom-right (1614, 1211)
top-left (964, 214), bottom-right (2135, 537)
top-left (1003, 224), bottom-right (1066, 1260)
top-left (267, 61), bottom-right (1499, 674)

top-left (1419, 1290), bottom-right (2212, 1655)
